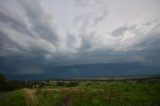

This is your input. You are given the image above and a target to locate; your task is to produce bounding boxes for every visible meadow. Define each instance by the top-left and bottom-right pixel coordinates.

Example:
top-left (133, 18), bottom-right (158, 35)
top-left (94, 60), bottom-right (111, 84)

top-left (0, 77), bottom-right (160, 106)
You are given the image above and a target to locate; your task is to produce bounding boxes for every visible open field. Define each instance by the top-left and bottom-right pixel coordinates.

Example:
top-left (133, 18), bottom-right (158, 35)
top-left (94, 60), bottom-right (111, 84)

top-left (0, 77), bottom-right (160, 106)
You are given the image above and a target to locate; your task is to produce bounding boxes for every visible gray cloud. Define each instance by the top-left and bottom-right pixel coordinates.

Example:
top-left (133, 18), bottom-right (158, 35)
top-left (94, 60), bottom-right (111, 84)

top-left (0, 0), bottom-right (60, 57)
top-left (0, 0), bottom-right (160, 76)
top-left (111, 25), bottom-right (137, 37)
top-left (18, 0), bottom-right (58, 42)
top-left (73, 0), bottom-right (108, 51)
top-left (111, 26), bottom-right (128, 37)
top-left (15, 67), bottom-right (44, 75)
top-left (74, 0), bottom-right (108, 28)
top-left (0, 9), bottom-right (31, 36)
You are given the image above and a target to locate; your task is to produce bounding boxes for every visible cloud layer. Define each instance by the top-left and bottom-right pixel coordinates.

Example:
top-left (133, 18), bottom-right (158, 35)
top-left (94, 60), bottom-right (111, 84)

top-left (0, 0), bottom-right (160, 77)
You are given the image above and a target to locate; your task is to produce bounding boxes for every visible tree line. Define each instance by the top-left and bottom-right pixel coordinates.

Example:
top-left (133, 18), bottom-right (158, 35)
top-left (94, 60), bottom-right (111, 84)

top-left (0, 73), bottom-right (46, 91)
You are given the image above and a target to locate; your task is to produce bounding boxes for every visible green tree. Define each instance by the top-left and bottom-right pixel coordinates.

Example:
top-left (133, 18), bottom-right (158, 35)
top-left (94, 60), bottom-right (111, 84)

top-left (0, 73), bottom-right (7, 91)
top-left (0, 73), bottom-right (6, 84)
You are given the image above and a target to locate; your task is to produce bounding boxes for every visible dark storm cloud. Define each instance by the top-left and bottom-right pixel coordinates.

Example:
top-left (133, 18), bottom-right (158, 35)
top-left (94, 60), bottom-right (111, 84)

top-left (0, 0), bottom-right (160, 78)
top-left (0, 0), bottom-right (61, 75)
top-left (131, 27), bottom-right (160, 65)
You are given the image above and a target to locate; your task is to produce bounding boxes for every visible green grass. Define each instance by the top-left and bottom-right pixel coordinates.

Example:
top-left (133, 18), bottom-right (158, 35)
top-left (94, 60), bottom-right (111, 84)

top-left (0, 90), bottom-right (26, 106)
top-left (0, 79), bottom-right (160, 106)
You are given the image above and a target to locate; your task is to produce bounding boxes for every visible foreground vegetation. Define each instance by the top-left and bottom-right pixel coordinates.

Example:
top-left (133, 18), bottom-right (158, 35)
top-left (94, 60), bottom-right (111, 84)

top-left (0, 77), bottom-right (160, 106)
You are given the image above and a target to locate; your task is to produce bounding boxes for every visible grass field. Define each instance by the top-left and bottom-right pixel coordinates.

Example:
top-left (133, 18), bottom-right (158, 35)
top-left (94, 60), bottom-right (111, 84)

top-left (0, 78), bottom-right (160, 106)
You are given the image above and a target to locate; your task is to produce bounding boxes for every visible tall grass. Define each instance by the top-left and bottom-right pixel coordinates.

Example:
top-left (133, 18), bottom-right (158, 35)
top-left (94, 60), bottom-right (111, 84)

top-left (0, 79), bottom-right (160, 106)
top-left (23, 89), bottom-right (38, 106)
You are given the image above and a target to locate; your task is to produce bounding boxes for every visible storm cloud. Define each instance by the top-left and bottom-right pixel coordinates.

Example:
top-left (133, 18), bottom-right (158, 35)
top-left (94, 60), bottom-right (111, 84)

top-left (0, 0), bottom-right (160, 79)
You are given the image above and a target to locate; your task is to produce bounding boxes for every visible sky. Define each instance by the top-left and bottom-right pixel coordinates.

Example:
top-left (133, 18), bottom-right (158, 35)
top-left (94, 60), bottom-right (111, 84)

top-left (0, 0), bottom-right (160, 79)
